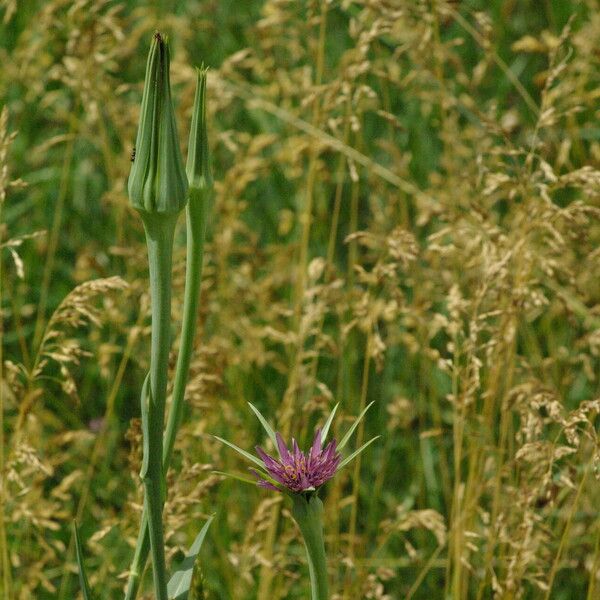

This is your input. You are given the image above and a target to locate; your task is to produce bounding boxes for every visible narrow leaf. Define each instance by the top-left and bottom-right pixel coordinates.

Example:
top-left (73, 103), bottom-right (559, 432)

top-left (167, 515), bottom-right (214, 600)
top-left (320, 402), bottom-right (339, 446)
top-left (338, 401), bottom-right (375, 451)
top-left (247, 402), bottom-right (278, 450)
top-left (213, 469), bottom-right (282, 491)
top-left (213, 435), bottom-right (265, 469)
top-left (338, 436), bottom-right (380, 470)
top-left (73, 521), bottom-right (94, 600)
top-left (212, 470), bottom-right (258, 486)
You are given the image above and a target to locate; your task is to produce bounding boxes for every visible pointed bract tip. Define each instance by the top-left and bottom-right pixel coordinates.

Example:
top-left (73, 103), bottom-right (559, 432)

top-left (186, 65), bottom-right (213, 192)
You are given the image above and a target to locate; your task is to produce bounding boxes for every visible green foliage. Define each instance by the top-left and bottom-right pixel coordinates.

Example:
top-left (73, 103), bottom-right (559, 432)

top-left (73, 522), bottom-right (94, 600)
top-left (167, 516), bottom-right (214, 600)
top-left (0, 1), bottom-right (599, 599)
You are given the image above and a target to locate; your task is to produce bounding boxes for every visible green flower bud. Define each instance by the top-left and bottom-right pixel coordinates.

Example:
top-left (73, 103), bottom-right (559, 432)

top-left (128, 32), bottom-right (188, 214)
top-left (186, 66), bottom-right (213, 192)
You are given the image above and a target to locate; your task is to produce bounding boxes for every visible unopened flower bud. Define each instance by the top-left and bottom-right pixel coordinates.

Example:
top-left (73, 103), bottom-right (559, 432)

top-left (128, 32), bottom-right (188, 214)
top-left (186, 66), bottom-right (213, 193)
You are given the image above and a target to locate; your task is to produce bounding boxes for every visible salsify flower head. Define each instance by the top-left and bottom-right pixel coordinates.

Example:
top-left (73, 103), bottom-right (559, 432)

top-left (253, 429), bottom-right (341, 492)
top-left (214, 401), bottom-right (379, 496)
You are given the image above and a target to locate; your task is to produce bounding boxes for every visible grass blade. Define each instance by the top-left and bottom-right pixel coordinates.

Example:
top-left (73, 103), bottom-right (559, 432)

top-left (167, 515), bottom-right (214, 600)
top-left (73, 521), bottom-right (93, 600)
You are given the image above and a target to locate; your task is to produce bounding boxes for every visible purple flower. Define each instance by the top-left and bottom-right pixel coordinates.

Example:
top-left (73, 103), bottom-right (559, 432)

top-left (214, 401), bottom-right (378, 496)
top-left (252, 429), bottom-right (341, 493)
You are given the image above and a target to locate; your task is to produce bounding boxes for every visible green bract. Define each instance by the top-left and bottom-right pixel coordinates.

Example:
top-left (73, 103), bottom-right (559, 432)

top-left (186, 67), bottom-right (212, 193)
top-left (128, 32), bottom-right (188, 214)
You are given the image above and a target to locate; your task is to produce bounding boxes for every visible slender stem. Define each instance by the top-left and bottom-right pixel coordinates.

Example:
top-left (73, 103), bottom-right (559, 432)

top-left (125, 188), bottom-right (209, 600)
top-left (164, 188), bottom-right (208, 464)
top-left (32, 123), bottom-right (76, 352)
top-left (125, 517), bottom-right (150, 600)
top-left (544, 459), bottom-right (591, 600)
top-left (139, 211), bottom-right (178, 600)
top-left (342, 331), bottom-right (371, 598)
top-left (291, 495), bottom-right (329, 600)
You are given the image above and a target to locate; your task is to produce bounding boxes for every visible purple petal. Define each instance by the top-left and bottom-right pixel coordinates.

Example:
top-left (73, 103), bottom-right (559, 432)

top-left (310, 429), bottom-right (322, 462)
top-left (322, 439), bottom-right (337, 462)
top-left (269, 470), bottom-right (288, 485)
top-left (257, 479), bottom-right (281, 491)
top-left (299, 470), bottom-right (311, 489)
top-left (291, 438), bottom-right (303, 463)
top-left (252, 428), bottom-right (341, 493)
top-left (255, 445), bottom-right (277, 467)
top-left (276, 432), bottom-right (293, 464)
top-left (249, 467), bottom-right (285, 489)
top-left (249, 468), bottom-right (264, 482)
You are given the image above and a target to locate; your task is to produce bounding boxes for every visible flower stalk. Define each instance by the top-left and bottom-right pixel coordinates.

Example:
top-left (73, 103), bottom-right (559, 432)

top-left (126, 31), bottom-right (188, 600)
top-left (139, 212), bottom-right (177, 600)
top-left (125, 65), bottom-right (211, 600)
top-left (291, 494), bottom-right (329, 600)
top-left (215, 403), bottom-right (378, 600)
top-left (165, 66), bottom-right (212, 465)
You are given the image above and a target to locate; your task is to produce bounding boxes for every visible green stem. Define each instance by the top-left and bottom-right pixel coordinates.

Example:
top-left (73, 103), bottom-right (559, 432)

top-left (164, 187), bottom-right (209, 464)
top-left (291, 494), bottom-right (329, 600)
top-left (124, 511), bottom-right (148, 600)
top-left (125, 190), bottom-right (209, 600)
top-left (139, 211), bottom-right (178, 600)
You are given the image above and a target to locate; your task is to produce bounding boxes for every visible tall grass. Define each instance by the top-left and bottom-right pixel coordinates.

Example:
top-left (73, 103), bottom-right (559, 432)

top-left (1, 1), bottom-right (599, 598)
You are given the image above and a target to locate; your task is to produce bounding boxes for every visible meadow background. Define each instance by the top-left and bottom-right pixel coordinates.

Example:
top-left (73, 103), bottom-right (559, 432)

top-left (1, 0), bottom-right (600, 598)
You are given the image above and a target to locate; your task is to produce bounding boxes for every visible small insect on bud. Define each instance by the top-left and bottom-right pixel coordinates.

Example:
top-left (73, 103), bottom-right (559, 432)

top-left (130, 146), bottom-right (136, 162)
top-left (128, 32), bottom-right (188, 214)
